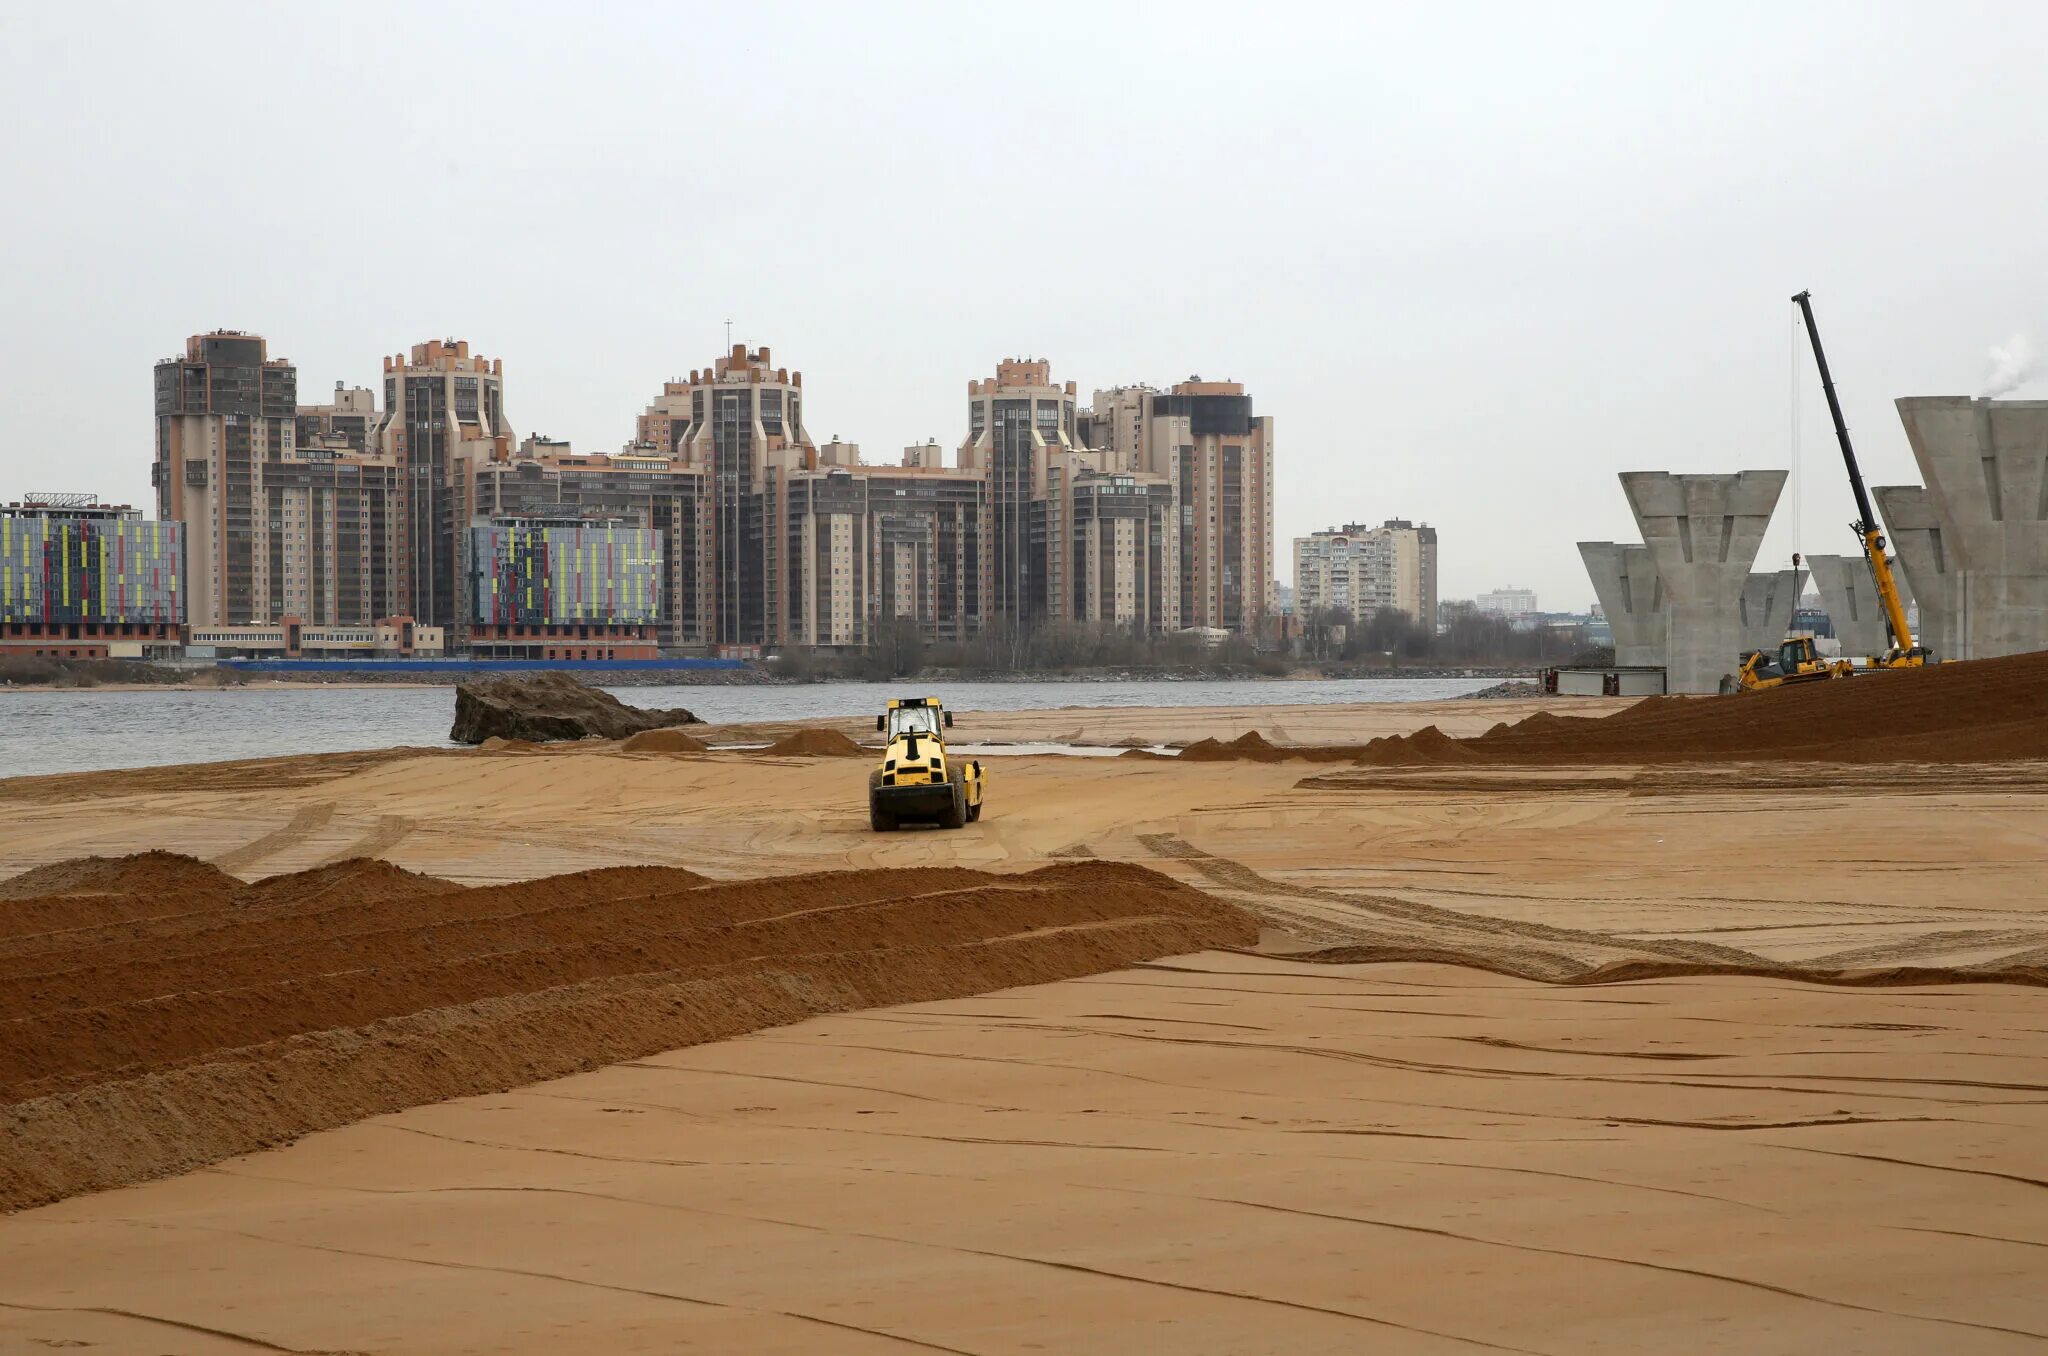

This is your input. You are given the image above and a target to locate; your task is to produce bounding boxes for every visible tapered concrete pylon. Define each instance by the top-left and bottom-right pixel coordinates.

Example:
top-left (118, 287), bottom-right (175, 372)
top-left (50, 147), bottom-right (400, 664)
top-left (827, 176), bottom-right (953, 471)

top-left (1620, 470), bottom-right (1787, 694)
top-left (1897, 396), bottom-right (2048, 658)
top-left (1804, 554), bottom-right (1890, 658)
top-left (1873, 485), bottom-right (1958, 659)
top-left (1739, 568), bottom-right (1804, 653)
top-left (1577, 542), bottom-right (1665, 668)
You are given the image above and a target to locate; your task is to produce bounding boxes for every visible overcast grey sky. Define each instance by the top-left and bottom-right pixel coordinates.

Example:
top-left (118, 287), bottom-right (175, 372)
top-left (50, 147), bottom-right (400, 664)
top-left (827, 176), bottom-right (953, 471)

top-left (3, 1), bottom-right (2044, 610)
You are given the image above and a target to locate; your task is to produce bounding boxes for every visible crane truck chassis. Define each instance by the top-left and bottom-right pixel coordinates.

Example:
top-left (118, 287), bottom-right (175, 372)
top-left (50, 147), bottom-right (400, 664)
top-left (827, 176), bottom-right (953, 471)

top-left (868, 697), bottom-right (984, 831)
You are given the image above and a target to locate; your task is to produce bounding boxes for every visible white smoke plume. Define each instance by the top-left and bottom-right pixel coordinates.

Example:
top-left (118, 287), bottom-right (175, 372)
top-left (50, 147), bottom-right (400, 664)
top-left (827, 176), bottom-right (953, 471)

top-left (1981, 332), bottom-right (2037, 398)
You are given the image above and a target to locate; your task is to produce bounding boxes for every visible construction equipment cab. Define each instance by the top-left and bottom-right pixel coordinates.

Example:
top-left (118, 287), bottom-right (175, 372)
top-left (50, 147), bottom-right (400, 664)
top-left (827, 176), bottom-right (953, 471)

top-left (869, 697), bottom-right (984, 831)
top-left (1736, 633), bottom-right (1852, 691)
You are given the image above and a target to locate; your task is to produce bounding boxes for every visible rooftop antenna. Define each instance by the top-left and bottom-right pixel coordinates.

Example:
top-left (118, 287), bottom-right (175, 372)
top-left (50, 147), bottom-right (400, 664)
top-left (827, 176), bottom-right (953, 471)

top-left (724, 318), bottom-right (733, 350)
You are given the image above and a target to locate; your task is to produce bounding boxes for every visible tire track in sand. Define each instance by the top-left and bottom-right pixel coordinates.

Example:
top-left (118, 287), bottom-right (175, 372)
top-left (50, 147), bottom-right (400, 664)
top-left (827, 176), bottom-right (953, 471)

top-left (211, 803), bottom-right (336, 875)
top-left (315, 814), bottom-right (415, 867)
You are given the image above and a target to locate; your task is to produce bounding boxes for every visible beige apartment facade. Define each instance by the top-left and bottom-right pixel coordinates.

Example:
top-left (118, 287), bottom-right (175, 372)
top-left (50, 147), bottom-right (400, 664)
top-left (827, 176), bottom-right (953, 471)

top-left (154, 332), bottom-right (298, 626)
top-left (379, 339), bottom-right (513, 632)
top-left (1080, 378), bottom-right (1274, 635)
top-left (635, 345), bottom-right (816, 649)
top-left (958, 358), bottom-right (1085, 626)
top-left (1294, 519), bottom-right (1439, 630)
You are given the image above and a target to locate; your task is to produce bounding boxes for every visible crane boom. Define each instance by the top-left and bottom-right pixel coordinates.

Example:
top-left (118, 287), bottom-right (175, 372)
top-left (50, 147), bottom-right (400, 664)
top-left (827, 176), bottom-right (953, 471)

top-left (1790, 290), bottom-right (1918, 659)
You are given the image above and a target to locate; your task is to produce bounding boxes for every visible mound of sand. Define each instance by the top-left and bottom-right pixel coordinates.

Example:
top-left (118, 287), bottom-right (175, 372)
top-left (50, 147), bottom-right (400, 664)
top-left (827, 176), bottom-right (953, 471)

top-left (0, 853), bottom-right (1252, 1211)
top-left (1179, 731), bottom-right (1364, 763)
top-left (756, 728), bottom-right (868, 757)
top-left (1180, 731), bottom-right (1291, 762)
top-left (1356, 648), bottom-right (2048, 766)
top-left (621, 728), bottom-right (710, 754)
top-left (235, 857), bottom-right (463, 910)
top-left (476, 736), bottom-right (539, 754)
top-left (0, 850), bottom-right (235, 903)
top-left (0, 852), bottom-right (241, 940)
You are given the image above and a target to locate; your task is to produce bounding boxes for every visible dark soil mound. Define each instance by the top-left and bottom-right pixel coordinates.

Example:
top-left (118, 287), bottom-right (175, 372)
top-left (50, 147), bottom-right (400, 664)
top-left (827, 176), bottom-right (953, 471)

top-left (0, 852), bottom-right (240, 940)
top-left (236, 858), bottom-right (463, 911)
top-left (1357, 649), bottom-right (2048, 766)
top-left (450, 672), bottom-right (700, 745)
top-left (0, 850), bottom-right (236, 903)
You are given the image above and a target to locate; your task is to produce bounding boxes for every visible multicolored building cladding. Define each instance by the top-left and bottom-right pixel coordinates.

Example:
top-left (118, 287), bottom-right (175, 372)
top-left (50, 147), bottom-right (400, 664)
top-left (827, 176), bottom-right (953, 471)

top-left (1, 502), bottom-right (184, 658)
top-left (467, 519), bottom-right (662, 660)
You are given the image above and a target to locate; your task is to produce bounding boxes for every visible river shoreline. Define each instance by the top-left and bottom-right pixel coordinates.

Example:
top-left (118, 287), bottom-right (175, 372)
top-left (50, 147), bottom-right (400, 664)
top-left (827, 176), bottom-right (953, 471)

top-left (2, 663), bottom-right (1540, 693)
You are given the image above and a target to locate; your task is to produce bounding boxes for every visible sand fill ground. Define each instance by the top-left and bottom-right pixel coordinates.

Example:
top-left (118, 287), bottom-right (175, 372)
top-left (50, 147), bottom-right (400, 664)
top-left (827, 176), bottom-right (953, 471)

top-left (1, 693), bottom-right (2044, 1351)
top-left (0, 855), bottom-right (1252, 1211)
top-left (3, 955), bottom-right (2043, 1354)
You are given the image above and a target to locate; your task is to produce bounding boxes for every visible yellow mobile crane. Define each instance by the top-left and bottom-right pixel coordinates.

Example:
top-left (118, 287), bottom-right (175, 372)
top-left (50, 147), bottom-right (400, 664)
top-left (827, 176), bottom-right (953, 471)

top-left (1737, 291), bottom-right (1935, 691)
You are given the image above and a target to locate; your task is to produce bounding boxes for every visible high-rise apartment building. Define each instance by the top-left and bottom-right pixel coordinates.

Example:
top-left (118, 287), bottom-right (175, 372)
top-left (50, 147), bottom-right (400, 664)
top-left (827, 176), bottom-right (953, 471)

top-left (959, 359), bottom-right (1085, 626)
top-left (1068, 471), bottom-right (1177, 631)
top-left (380, 340), bottom-right (512, 630)
top-left (1080, 378), bottom-right (1274, 634)
top-left (644, 345), bottom-right (816, 649)
top-left (275, 383), bottom-right (405, 626)
top-left (154, 331), bottom-right (298, 626)
top-left (1295, 520), bottom-right (1438, 630)
top-left (780, 445), bottom-right (988, 649)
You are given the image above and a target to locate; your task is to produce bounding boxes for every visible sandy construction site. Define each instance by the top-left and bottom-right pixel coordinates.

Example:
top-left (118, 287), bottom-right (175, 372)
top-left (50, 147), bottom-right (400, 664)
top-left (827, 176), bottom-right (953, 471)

top-left (3, 661), bottom-right (2047, 1352)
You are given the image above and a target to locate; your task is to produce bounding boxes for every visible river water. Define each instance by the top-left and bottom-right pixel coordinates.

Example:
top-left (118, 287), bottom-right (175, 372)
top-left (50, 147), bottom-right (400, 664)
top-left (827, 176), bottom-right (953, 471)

top-left (0, 677), bottom-right (1494, 780)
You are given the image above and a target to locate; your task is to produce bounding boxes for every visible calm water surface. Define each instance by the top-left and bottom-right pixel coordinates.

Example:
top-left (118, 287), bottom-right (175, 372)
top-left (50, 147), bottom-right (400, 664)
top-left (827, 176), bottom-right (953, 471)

top-left (0, 677), bottom-right (1493, 780)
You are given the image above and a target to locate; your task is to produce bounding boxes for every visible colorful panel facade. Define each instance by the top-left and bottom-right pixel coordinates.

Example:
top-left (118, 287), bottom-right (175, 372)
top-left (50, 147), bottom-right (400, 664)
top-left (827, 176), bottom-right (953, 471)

top-left (470, 523), bottom-right (663, 626)
top-left (0, 517), bottom-right (184, 624)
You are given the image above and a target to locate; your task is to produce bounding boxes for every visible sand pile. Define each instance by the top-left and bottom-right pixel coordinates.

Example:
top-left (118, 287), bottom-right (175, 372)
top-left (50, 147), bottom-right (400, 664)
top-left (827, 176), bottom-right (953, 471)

top-left (1356, 649), bottom-right (2048, 766)
top-left (757, 728), bottom-right (869, 757)
top-left (1178, 731), bottom-right (1364, 763)
top-left (476, 736), bottom-right (540, 754)
top-left (0, 853), bottom-right (1251, 1211)
top-left (621, 728), bottom-right (710, 753)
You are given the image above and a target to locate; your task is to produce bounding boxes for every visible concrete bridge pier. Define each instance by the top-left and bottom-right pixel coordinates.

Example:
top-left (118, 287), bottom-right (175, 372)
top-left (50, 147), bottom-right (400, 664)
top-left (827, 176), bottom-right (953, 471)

top-left (1576, 541), bottom-right (1666, 669)
top-left (1621, 470), bottom-right (1787, 694)
top-left (1897, 396), bottom-right (2048, 659)
top-left (1739, 567), bottom-right (1804, 654)
top-left (1873, 484), bottom-right (1958, 659)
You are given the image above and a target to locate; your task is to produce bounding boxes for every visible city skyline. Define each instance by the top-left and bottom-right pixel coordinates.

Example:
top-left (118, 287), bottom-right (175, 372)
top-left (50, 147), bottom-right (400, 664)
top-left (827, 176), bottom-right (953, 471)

top-left (143, 329), bottom-right (1277, 653)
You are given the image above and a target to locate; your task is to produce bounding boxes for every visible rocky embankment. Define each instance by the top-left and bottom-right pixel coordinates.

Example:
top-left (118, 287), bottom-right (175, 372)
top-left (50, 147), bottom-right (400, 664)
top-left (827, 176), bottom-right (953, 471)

top-left (450, 672), bottom-right (701, 744)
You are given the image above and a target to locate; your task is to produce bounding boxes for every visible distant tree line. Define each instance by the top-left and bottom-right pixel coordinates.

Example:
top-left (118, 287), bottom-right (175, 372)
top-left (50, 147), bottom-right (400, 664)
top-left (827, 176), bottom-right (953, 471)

top-left (769, 616), bottom-right (1289, 681)
top-left (1299, 601), bottom-right (1594, 667)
